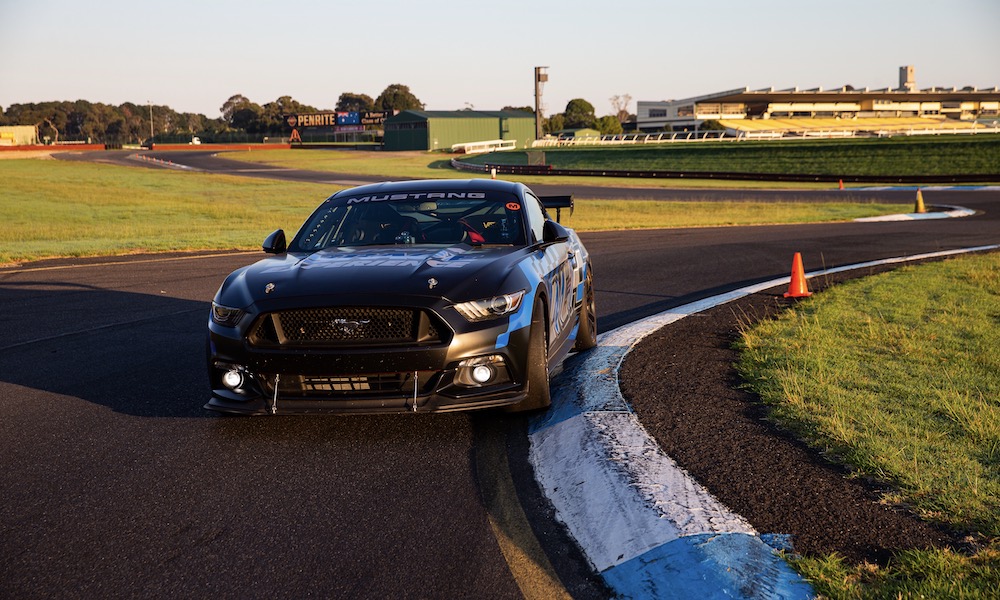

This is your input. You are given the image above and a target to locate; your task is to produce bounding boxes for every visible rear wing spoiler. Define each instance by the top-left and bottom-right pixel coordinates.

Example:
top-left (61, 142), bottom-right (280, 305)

top-left (539, 195), bottom-right (573, 223)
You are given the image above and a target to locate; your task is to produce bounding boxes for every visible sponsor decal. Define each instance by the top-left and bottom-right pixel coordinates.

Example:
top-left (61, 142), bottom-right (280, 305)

top-left (360, 111), bottom-right (393, 126)
top-left (286, 110), bottom-right (394, 129)
top-left (343, 192), bottom-right (487, 204)
top-left (506, 202), bottom-right (521, 211)
top-left (277, 248), bottom-right (478, 271)
top-left (522, 246), bottom-right (575, 336)
top-left (290, 112), bottom-right (340, 128)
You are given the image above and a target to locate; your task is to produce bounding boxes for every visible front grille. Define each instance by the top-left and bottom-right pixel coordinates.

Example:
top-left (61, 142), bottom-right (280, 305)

top-left (260, 371), bottom-right (439, 398)
top-left (248, 306), bottom-right (444, 348)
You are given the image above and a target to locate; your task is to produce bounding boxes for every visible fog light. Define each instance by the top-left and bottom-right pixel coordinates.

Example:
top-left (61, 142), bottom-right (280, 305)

top-left (456, 355), bottom-right (510, 387)
top-left (222, 369), bottom-right (244, 390)
top-left (471, 364), bottom-right (494, 384)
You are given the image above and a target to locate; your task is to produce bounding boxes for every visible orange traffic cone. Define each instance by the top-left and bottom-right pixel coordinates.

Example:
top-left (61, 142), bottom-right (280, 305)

top-left (915, 188), bottom-right (926, 213)
top-left (784, 252), bottom-right (812, 298)
top-left (838, 179), bottom-right (844, 190)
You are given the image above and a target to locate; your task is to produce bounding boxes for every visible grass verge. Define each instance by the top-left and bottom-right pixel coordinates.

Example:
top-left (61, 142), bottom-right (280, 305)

top-left (219, 148), bottom-right (839, 190)
top-left (737, 252), bottom-right (1000, 597)
top-left (0, 159), bottom-right (904, 264)
top-left (462, 135), bottom-right (1000, 178)
top-left (0, 159), bottom-right (339, 264)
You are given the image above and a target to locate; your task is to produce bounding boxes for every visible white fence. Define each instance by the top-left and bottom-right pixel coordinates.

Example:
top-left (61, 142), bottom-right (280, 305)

top-left (531, 131), bottom-right (730, 148)
top-left (451, 139), bottom-right (517, 154)
top-left (529, 125), bottom-right (1000, 147)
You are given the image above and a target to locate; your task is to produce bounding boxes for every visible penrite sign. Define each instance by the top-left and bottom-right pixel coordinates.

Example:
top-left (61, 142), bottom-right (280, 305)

top-left (286, 111), bottom-right (395, 130)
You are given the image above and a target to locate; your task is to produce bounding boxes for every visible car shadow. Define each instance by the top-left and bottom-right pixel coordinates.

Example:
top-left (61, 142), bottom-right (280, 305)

top-left (0, 280), bottom-right (215, 418)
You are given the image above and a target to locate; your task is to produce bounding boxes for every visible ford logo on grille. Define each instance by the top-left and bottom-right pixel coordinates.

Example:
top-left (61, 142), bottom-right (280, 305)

top-left (330, 318), bottom-right (370, 334)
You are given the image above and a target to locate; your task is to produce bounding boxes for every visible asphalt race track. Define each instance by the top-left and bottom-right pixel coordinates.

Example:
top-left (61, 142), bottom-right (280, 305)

top-left (2, 150), bottom-right (998, 598)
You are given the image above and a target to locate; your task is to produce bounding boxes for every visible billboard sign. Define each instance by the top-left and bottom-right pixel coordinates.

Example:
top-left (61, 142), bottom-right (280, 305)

top-left (287, 110), bottom-right (395, 130)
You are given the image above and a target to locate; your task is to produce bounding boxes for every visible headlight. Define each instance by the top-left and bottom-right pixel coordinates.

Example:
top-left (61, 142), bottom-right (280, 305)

top-left (453, 290), bottom-right (526, 322)
top-left (211, 302), bottom-right (245, 326)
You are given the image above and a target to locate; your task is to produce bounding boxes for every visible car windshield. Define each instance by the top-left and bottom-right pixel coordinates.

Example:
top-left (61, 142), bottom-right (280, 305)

top-left (289, 191), bottom-right (529, 251)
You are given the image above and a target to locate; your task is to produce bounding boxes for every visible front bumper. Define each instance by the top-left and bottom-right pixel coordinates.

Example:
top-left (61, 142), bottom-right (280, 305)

top-left (206, 310), bottom-right (533, 415)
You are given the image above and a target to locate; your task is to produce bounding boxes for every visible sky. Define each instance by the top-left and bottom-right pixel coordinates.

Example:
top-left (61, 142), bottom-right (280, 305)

top-left (1, 0), bottom-right (998, 119)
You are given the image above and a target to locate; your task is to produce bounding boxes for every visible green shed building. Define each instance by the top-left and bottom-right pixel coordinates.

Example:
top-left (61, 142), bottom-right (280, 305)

top-left (383, 110), bottom-right (536, 151)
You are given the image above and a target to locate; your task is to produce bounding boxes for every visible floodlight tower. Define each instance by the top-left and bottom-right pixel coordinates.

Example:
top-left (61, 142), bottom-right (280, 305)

top-left (534, 66), bottom-right (548, 139)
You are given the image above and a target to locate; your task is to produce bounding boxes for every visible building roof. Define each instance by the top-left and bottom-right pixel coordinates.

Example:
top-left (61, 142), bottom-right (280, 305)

top-left (649, 86), bottom-right (1000, 105)
top-left (390, 110), bottom-right (534, 120)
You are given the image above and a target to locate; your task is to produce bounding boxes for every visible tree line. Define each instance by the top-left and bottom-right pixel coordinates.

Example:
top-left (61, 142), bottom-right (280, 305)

top-left (0, 83), bottom-right (633, 144)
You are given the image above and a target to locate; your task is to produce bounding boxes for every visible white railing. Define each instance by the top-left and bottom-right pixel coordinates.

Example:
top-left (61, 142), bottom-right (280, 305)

top-left (530, 131), bottom-right (730, 148)
top-left (451, 139), bottom-right (517, 154)
top-left (529, 125), bottom-right (1000, 147)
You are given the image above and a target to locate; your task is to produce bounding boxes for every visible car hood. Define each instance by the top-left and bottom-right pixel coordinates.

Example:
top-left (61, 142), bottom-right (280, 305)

top-left (219, 245), bottom-right (527, 308)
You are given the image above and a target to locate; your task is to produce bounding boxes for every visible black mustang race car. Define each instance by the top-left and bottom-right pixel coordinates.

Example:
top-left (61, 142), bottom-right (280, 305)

top-left (206, 179), bottom-right (596, 414)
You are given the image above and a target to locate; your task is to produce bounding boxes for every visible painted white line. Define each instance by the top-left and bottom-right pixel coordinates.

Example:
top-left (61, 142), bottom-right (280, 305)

top-left (531, 243), bottom-right (1000, 599)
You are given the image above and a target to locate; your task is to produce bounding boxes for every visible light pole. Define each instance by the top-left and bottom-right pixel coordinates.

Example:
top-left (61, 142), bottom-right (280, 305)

top-left (534, 67), bottom-right (548, 139)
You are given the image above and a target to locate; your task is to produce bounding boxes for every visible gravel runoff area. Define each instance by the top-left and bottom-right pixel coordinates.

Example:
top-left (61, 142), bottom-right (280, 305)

top-left (618, 264), bottom-right (966, 566)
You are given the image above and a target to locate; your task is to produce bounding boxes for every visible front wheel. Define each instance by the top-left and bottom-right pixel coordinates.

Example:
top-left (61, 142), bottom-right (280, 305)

top-left (506, 302), bottom-right (551, 413)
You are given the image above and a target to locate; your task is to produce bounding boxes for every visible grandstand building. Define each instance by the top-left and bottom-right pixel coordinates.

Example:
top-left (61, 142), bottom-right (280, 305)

top-left (637, 66), bottom-right (999, 137)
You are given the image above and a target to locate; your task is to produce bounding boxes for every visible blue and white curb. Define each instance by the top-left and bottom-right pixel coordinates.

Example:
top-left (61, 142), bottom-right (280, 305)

top-left (529, 243), bottom-right (1000, 599)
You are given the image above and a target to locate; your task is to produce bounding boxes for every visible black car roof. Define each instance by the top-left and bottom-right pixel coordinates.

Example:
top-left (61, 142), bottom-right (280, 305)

top-left (328, 179), bottom-right (525, 199)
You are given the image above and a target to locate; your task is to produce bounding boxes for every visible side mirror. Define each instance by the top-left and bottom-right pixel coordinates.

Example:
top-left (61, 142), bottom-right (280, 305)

top-left (542, 220), bottom-right (570, 245)
top-left (262, 229), bottom-right (286, 254)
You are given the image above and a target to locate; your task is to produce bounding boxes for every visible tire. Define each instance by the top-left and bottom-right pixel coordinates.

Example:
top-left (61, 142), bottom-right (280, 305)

top-left (506, 301), bottom-right (551, 413)
top-left (573, 269), bottom-right (597, 351)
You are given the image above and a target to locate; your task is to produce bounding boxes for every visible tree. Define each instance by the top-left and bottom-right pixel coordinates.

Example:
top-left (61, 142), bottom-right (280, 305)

top-left (563, 98), bottom-right (596, 129)
top-left (260, 96), bottom-right (319, 134)
top-left (1, 99), bottom-right (227, 144)
top-left (220, 94), bottom-right (254, 123)
top-left (502, 105), bottom-right (534, 113)
top-left (543, 113), bottom-right (565, 134)
top-left (230, 105), bottom-right (263, 133)
top-left (219, 94), bottom-right (264, 132)
top-left (609, 94), bottom-right (633, 123)
top-left (336, 93), bottom-right (375, 112)
top-left (375, 84), bottom-right (424, 111)
top-left (596, 115), bottom-right (623, 135)
top-left (699, 119), bottom-right (726, 131)
top-left (120, 102), bottom-right (152, 143)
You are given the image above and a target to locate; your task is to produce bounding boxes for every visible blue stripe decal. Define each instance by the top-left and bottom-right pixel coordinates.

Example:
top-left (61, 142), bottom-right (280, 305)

top-left (495, 287), bottom-right (534, 349)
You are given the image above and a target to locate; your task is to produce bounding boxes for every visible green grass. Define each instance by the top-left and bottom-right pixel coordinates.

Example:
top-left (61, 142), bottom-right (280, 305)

top-left (0, 159), bottom-right (339, 264)
top-left (737, 252), bottom-right (1000, 596)
top-left (0, 159), bottom-right (905, 264)
top-left (556, 200), bottom-right (903, 230)
top-left (792, 544), bottom-right (1000, 599)
top-left (461, 135), bottom-right (1000, 178)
